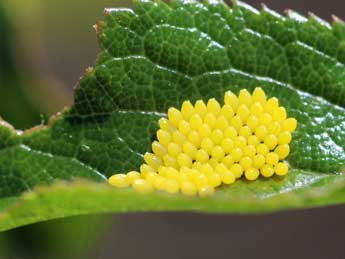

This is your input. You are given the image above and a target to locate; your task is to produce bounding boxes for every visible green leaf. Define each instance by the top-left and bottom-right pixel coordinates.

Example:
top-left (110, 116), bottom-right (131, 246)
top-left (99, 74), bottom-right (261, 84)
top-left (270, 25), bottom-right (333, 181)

top-left (1, 0), bottom-right (345, 231)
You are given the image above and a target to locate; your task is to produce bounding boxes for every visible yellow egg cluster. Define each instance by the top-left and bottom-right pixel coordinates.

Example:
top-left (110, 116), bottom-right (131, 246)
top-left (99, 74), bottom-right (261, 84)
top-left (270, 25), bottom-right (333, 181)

top-left (108, 87), bottom-right (297, 197)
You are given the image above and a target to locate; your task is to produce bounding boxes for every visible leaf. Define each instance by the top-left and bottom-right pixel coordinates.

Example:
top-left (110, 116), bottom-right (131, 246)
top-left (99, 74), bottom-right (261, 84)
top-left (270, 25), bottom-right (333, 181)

top-left (1, 0), bottom-right (345, 231)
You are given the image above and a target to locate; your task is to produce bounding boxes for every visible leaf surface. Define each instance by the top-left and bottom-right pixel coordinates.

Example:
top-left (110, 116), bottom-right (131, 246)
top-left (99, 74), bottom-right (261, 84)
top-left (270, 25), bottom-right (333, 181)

top-left (1, 0), bottom-right (345, 231)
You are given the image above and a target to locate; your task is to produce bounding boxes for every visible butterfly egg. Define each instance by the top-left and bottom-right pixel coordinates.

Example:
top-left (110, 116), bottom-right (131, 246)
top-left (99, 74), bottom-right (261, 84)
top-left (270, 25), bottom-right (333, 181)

top-left (178, 120), bottom-right (191, 136)
top-left (153, 176), bottom-right (167, 191)
top-left (247, 135), bottom-right (260, 146)
top-left (245, 168), bottom-right (260, 181)
top-left (108, 174), bottom-right (130, 188)
top-left (239, 126), bottom-right (252, 138)
top-left (188, 130), bottom-right (201, 147)
top-left (182, 141), bottom-right (197, 159)
top-left (126, 171), bottom-right (141, 184)
top-left (224, 126), bottom-right (237, 139)
top-left (201, 137), bottom-right (214, 154)
top-left (264, 134), bottom-right (278, 150)
top-left (145, 172), bottom-right (158, 184)
top-left (273, 107), bottom-right (287, 122)
top-left (207, 98), bottom-right (221, 115)
top-left (140, 164), bottom-right (156, 177)
top-left (165, 167), bottom-right (179, 180)
top-left (275, 162), bottom-right (289, 176)
top-left (211, 145), bottom-right (225, 161)
top-left (266, 152), bottom-right (279, 166)
top-left (278, 131), bottom-right (292, 145)
top-left (257, 144), bottom-right (269, 156)
top-left (204, 113), bottom-right (217, 128)
top-left (240, 156), bottom-right (253, 170)
top-left (189, 114), bottom-right (203, 130)
top-left (180, 181), bottom-right (197, 196)
top-left (181, 100), bottom-right (194, 120)
top-left (195, 149), bottom-right (209, 163)
top-left (222, 155), bottom-right (234, 168)
top-left (250, 102), bottom-right (264, 117)
top-left (220, 170), bottom-right (236, 184)
top-left (159, 118), bottom-right (175, 132)
top-left (224, 90), bottom-right (239, 111)
top-left (167, 142), bottom-right (181, 157)
top-left (260, 164), bottom-right (275, 178)
top-left (255, 125), bottom-right (268, 141)
top-left (157, 129), bottom-right (172, 146)
top-left (172, 130), bottom-right (186, 145)
top-left (207, 173), bottom-right (222, 187)
top-left (132, 179), bottom-right (154, 194)
top-left (275, 144), bottom-right (290, 159)
top-left (234, 136), bottom-right (247, 149)
top-left (243, 145), bottom-right (256, 157)
top-left (168, 107), bottom-right (183, 127)
top-left (265, 97), bottom-right (279, 113)
top-left (238, 89), bottom-right (252, 107)
top-left (199, 123), bottom-right (212, 138)
top-left (177, 153), bottom-right (193, 168)
top-left (215, 115), bottom-right (229, 130)
top-left (144, 153), bottom-right (162, 170)
top-left (211, 129), bottom-right (224, 144)
top-left (237, 104), bottom-right (250, 122)
top-left (230, 163), bottom-right (244, 178)
top-left (252, 87), bottom-right (267, 104)
top-left (267, 121), bottom-right (281, 135)
top-left (194, 174), bottom-right (210, 189)
top-left (220, 105), bottom-right (234, 120)
top-left (259, 113), bottom-right (272, 127)
top-left (230, 115), bottom-right (243, 130)
top-left (253, 154), bottom-right (265, 168)
top-left (246, 115), bottom-right (259, 131)
top-left (164, 179), bottom-right (180, 194)
top-left (163, 154), bottom-right (178, 168)
top-left (230, 147), bottom-right (243, 162)
top-left (221, 138), bottom-right (234, 154)
top-left (194, 100), bottom-right (207, 117)
top-left (283, 118), bottom-right (297, 132)
top-left (152, 141), bottom-right (167, 158)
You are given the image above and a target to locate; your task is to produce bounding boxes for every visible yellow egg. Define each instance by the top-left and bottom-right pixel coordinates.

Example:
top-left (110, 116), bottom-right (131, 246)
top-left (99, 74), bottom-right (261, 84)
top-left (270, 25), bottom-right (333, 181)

top-left (126, 171), bottom-right (141, 184)
top-left (283, 118), bottom-right (297, 132)
top-left (222, 155), bottom-right (234, 167)
top-left (240, 156), bottom-right (253, 170)
top-left (162, 154), bottom-right (178, 168)
top-left (182, 142), bottom-right (197, 159)
top-left (172, 130), bottom-right (186, 145)
top-left (188, 130), bottom-right (201, 147)
top-left (255, 125), bottom-right (268, 141)
top-left (168, 107), bottom-right (183, 127)
top-left (245, 168), bottom-right (260, 181)
top-left (194, 100), bottom-right (207, 117)
top-left (152, 141), bottom-right (167, 158)
top-left (224, 126), bottom-right (238, 139)
top-left (230, 115), bottom-right (243, 130)
top-left (265, 97), bottom-right (279, 112)
top-left (220, 105), bottom-right (234, 120)
top-left (211, 129), bottom-right (224, 144)
top-left (200, 163), bottom-right (214, 175)
top-left (234, 136), bottom-right (247, 149)
top-left (246, 115), bottom-right (259, 131)
top-left (260, 164), bottom-right (274, 178)
top-left (257, 144), bottom-right (269, 156)
top-left (140, 164), bottom-right (156, 177)
top-left (224, 90), bottom-right (239, 111)
top-left (211, 145), bottom-right (225, 160)
top-left (239, 126), bottom-right (252, 138)
top-left (215, 115), bottom-right (229, 130)
top-left (238, 89), bottom-right (252, 107)
top-left (167, 142), bottom-right (181, 157)
top-left (157, 129), bottom-right (171, 146)
top-left (250, 102), bottom-right (264, 117)
top-left (195, 149), bottom-right (209, 163)
top-left (153, 176), bottom-right (166, 191)
top-left (158, 118), bottom-right (174, 132)
top-left (220, 170), bottom-right (236, 184)
top-left (230, 163), bottom-right (244, 178)
top-left (272, 107), bottom-right (287, 122)
top-left (266, 152), bottom-right (279, 166)
top-left (199, 124), bottom-right (212, 138)
top-left (247, 135), bottom-right (260, 146)
top-left (243, 145), bottom-right (256, 157)
top-left (180, 181), bottom-right (197, 196)
top-left (231, 147), bottom-right (243, 162)
top-left (201, 137), bottom-right (214, 154)
top-left (178, 120), bottom-right (191, 136)
top-left (267, 121), bottom-right (281, 135)
top-left (259, 113), bottom-right (272, 126)
top-left (144, 153), bottom-right (162, 170)
top-left (208, 173), bottom-right (222, 187)
top-left (204, 113), bottom-right (217, 128)
top-left (177, 153), bottom-right (193, 168)
top-left (181, 100), bottom-right (194, 120)
top-left (275, 162), bottom-right (289, 176)
top-left (253, 154), bottom-right (265, 168)
top-left (221, 138), bottom-right (234, 154)
top-left (252, 87), bottom-right (267, 104)
top-left (189, 114), bottom-right (203, 130)
top-left (108, 174), bottom-right (130, 188)
top-left (278, 131), bottom-right (292, 145)
top-left (164, 179), bottom-right (180, 194)
top-left (275, 144), bottom-right (290, 159)
top-left (264, 134), bottom-right (278, 150)
top-left (132, 179), bottom-right (154, 194)
top-left (207, 98), bottom-right (221, 115)
top-left (237, 104), bottom-right (250, 122)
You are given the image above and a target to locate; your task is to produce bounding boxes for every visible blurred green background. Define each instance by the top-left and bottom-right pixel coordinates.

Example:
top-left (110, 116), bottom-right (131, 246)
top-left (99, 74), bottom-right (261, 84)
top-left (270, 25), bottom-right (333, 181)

top-left (1, 0), bottom-right (345, 258)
